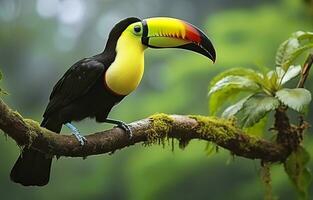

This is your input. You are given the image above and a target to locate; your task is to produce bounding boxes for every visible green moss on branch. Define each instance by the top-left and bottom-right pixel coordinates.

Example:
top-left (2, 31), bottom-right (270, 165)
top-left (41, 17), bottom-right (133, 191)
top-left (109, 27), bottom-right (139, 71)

top-left (146, 113), bottom-right (174, 146)
top-left (0, 98), bottom-right (289, 161)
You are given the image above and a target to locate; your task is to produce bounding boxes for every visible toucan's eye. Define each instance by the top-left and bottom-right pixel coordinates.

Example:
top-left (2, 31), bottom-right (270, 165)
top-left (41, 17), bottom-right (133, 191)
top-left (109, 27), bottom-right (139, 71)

top-left (133, 25), bottom-right (141, 34)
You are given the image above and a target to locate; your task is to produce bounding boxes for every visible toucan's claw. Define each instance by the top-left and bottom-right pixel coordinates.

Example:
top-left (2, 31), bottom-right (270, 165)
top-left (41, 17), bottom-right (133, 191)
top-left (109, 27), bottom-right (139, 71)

top-left (103, 118), bottom-right (133, 139)
top-left (73, 132), bottom-right (87, 146)
top-left (116, 122), bottom-right (133, 139)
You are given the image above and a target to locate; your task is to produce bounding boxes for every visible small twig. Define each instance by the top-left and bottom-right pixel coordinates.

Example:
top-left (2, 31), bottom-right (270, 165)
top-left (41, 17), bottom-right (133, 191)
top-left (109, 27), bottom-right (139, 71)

top-left (297, 53), bottom-right (313, 88)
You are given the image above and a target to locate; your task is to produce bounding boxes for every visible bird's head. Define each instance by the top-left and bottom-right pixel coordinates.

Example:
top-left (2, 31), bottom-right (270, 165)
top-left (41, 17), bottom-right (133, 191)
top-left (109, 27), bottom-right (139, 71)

top-left (105, 17), bottom-right (216, 62)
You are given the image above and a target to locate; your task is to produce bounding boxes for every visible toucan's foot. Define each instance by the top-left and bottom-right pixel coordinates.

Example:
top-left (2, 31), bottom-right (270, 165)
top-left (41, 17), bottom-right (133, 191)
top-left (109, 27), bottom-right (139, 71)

top-left (73, 132), bottom-right (87, 146)
top-left (116, 122), bottom-right (133, 138)
top-left (65, 123), bottom-right (87, 145)
top-left (104, 119), bottom-right (133, 138)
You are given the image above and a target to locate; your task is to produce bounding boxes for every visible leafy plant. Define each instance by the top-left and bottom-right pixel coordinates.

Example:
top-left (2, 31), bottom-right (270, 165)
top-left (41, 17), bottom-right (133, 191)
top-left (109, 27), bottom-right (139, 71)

top-left (209, 31), bottom-right (313, 128)
top-left (208, 31), bottom-right (313, 199)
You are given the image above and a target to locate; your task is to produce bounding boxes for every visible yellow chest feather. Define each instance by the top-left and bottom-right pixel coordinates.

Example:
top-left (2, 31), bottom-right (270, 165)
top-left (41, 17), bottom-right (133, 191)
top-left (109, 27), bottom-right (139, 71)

top-left (105, 33), bottom-right (145, 95)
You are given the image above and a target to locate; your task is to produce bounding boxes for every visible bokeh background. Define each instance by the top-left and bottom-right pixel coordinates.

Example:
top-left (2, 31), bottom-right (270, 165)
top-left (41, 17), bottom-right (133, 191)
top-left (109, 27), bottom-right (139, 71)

top-left (0, 0), bottom-right (312, 199)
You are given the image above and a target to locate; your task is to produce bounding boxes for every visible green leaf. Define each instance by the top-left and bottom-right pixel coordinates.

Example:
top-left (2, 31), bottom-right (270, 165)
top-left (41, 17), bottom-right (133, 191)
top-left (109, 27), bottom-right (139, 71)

top-left (275, 67), bottom-right (285, 81)
top-left (210, 68), bottom-right (264, 87)
top-left (276, 38), bottom-right (299, 69)
top-left (264, 70), bottom-right (280, 92)
top-left (236, 93), bottom-right (280, 127)
top-left (209, 75), bottom-right (260, 95)
top-left (283, 44), bottom-right (313, 68)
top-left (276, 31), bottom-right (313, 70)
top-left (280, 65), bottom-right (301, 85)
top-left (284, 146), bottom-right (312, 200)
top-left (209, 87), bottom-right (254, 115)
top-left (222, 95), bottom-right (252, 118)
top-left (295, 31), bottom-right (313, 46)
top-left (276, 88), bottom-right (312, 112)
top-left (208, 77), bottom-right (259, 116)
top-left (208, 69), bottom-right (263, 115)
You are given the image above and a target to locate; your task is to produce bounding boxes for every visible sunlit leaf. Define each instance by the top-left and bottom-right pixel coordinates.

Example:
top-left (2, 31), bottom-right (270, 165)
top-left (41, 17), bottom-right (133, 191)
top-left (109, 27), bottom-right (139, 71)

top-left (265, 70), bottom-right (279, 92)
top-left (276, 38), bottom-right (299, 69)
top-left (236, 93), bottom-right (280, 127)
top-left (275, 67), bottom-right (285, 81)
top-left (280, 65), bottom-right (301, 85)
top-left (208, 69), bottom-right (263, 115)
top-left (276, 88), bottom-right (312, 112)
top-left (209, 87), bottom-right (254, 115)
top-left (283, 44), bottom-right (313, 68)
top-left (208, 75), bottom-right (260, 116)
top-left (209, 75), bottom-right (260, 95)
top-left (209, 68), bottom-right (264, 87)
top-left (276, 31), bottom-right (313, 70)
top-left (284, 146), bottom-right (312, 200)
top-left (222, 95), bottom-right (252, 118)
top-left (295, 31), bottom-right (313, 45)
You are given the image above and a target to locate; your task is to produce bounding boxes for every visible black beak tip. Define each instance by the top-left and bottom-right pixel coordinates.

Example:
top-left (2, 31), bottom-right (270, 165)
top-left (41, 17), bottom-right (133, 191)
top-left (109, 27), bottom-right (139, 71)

top-left (199, 32), bottom-right (216, 63)
top-left (209, 49), bottom-right (216, 63)
top-left (204, 40), bottom-right (216, 63)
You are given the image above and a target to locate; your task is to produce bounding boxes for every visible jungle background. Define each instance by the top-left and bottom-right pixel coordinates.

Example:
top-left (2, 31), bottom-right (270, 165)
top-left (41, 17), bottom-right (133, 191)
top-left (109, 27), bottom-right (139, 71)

top-left (0, 0), bottom-right (312, 199)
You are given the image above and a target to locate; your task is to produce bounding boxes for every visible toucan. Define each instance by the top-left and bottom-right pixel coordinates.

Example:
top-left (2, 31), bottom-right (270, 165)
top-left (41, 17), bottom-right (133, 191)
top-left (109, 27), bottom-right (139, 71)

top-left (10, 17), bottom-right (216, 186)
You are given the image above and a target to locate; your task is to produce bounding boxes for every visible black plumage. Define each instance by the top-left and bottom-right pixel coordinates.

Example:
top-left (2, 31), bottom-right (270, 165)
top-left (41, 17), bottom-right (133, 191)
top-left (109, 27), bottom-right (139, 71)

top-left (10, 17), bottom-right (141, 186)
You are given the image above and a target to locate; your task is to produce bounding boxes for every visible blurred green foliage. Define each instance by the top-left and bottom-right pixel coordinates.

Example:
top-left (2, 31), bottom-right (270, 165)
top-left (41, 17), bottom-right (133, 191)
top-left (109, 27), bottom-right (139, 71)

top-left (285, 147), bottom-right (312, 200)
top-left (208, 30), bottom-right (313, 199)
top-left (0, 0), bottom-right (312, 199)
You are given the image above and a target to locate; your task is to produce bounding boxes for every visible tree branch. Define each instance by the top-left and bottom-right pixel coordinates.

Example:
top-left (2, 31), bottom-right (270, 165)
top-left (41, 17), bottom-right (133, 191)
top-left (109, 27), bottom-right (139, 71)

top-left (0, 98), bottom-right (289, 162)
top-left (297, 53), bottom-right (313, 88)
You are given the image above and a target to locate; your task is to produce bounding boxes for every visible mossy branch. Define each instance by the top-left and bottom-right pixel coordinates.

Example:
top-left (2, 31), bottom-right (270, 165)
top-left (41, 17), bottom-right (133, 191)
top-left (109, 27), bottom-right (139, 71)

top-left (0, 98), bottom-right (289, 162)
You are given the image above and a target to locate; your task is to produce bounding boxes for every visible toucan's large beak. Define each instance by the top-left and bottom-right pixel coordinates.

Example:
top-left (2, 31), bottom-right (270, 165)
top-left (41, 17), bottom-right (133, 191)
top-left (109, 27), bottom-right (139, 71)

top-left (141, 17), bottom-right (216, 62)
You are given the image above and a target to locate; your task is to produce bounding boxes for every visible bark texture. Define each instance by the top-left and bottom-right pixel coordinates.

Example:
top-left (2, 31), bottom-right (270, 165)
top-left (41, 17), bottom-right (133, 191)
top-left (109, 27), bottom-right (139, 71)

top-left (0, 99), bottom-right (289, 162)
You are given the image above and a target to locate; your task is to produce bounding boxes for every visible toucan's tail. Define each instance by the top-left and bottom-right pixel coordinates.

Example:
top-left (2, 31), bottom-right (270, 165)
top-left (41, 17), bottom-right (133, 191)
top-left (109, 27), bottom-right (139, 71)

top-left (10, 118), bottom-right (62, 186)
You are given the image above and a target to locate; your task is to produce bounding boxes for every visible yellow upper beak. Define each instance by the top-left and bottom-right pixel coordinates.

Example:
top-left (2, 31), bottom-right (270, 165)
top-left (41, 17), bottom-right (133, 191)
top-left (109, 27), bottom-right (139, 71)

top-left (141, 17), bottom-right (216, 62)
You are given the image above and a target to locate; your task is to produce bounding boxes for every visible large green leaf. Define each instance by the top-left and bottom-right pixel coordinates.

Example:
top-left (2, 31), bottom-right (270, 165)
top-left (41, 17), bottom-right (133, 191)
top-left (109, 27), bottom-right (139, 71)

top-left (209, 68), bottom-right (264, 87)
top-left (209, 75), bottom-right (260, 95)
top-left (208, 75), bottom-right (260, 115)
top-left (209, 87), bottom-right (254, 116)
top-left (280, 65), bottom-right (301, 85)
top-left (276, 38), bottom-right (299, 69)
top-left (223, 94), bottom-right (269, 136)
top-left (208, 69), bottom-right (263, 115)
top-left (222, 95), bottom-right (252, 118)
top-left (276, 88), bottom-right (312, 112)
top-left (236, 93), bottom-right (280, 128)
top-left (276, 31), bottom-right (313, 70)
top-left (283, 44), bottom-right (313, 68)
top-left (284, 146), bottom-right (312, 200)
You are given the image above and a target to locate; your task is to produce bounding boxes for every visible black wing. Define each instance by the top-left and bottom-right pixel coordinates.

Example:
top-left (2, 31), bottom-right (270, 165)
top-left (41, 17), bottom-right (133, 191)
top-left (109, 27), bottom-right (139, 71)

top-left (43, 58), bottom-right (105, 117)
